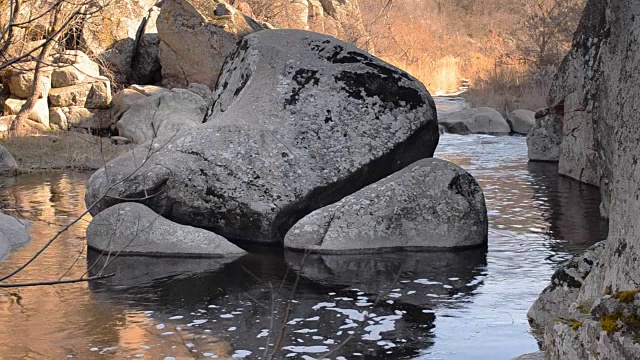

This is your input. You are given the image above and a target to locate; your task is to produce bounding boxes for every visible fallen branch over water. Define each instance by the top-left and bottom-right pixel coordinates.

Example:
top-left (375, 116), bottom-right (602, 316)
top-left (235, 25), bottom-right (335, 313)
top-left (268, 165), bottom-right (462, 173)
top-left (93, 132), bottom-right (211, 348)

top-left (0, 273), bottom-right (115, 288)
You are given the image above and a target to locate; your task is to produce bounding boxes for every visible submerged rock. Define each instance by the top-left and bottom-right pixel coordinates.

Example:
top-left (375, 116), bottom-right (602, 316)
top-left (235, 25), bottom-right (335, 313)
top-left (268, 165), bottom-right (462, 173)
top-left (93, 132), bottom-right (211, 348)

top-left (0, 212), bottom-right (31, 260)
top-left (86, 202), bottom-right (245, 256)
top-left (285, 158), bottom-right (487, 252)
top-left (439, 107), bottom-right (510, 134)
top-left (527, 113), bottom-right (562, 162)
top-left (85, 29), bottom-right (439, 244)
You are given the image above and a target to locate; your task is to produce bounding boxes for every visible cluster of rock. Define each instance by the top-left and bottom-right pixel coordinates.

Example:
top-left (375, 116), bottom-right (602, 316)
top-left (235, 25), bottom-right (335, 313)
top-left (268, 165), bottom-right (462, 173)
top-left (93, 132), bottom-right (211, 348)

top-left (439, 107), bottom-right (535, 135)
top-left (59, 0), bottom-right (370, 89)
top-left (85, 29), bottom-right (488, 257)
top-left (527, 0), bottom-right (640, 358)
top-left (1, 51), bottom-right (112, 132)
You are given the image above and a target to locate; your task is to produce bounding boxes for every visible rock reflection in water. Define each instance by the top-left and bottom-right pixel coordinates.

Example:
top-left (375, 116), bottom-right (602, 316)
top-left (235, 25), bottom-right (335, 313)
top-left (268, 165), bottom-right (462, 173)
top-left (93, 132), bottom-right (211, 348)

top-left (527, 161), bottom-right (608, 253)
top-left (86, 248), bottom-right (486, 359)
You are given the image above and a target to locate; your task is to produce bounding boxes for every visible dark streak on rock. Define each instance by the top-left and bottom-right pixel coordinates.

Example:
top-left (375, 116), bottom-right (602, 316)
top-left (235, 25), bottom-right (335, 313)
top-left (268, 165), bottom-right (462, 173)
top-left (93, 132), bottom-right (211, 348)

top-left (335, 71), bottom-right (423, 110)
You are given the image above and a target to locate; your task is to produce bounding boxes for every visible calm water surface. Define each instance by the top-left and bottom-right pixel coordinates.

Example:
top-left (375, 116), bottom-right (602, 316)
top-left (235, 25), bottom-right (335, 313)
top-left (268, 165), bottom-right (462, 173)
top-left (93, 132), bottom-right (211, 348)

top-left (0, 99), bottom-right (607, 359)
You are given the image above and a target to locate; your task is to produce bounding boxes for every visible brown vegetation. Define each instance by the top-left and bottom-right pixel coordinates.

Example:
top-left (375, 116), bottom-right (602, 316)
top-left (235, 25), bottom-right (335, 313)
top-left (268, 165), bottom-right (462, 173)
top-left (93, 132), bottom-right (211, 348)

top-left (0, 131), bottom-right (129, 172)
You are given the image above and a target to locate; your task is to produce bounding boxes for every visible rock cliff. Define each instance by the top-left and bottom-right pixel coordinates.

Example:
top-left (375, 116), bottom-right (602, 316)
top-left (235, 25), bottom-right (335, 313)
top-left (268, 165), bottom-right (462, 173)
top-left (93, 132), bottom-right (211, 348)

top-left (530, 1), bottom-right (640, 358)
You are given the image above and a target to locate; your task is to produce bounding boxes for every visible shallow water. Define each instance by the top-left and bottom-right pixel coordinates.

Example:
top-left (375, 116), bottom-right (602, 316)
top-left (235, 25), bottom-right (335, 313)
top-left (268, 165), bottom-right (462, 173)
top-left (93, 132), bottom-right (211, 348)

top-left (0, 113), bottom-right (607, 359)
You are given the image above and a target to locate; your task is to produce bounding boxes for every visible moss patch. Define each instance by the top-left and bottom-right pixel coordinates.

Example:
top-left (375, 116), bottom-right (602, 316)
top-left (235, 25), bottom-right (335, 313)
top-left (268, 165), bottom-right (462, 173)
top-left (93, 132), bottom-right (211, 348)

top-left (600, 312), bottom-right (640, 335)
top-left (576, 303), bottom-right (590, 314)
top-left (556, 317), bottom-right (585, 331)
top-left (614, 290), bottom-right (640, 304)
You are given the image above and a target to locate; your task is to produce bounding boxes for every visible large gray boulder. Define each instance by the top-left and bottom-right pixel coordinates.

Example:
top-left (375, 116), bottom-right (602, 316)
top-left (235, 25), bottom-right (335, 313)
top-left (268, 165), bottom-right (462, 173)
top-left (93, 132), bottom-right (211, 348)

top-left (508, 109), bottom-right (536, 134)
top-left (86, 202), bottom-right (246, 256)
top-left (527, 113), bottom-right (562, 162)
top-left (116, 88), bottom-right (208, 144)
top-left (0, 212), bottom-right (31, 260)
top-left (285, 158), bottom-right (487, 252)
top-left (157, 0), bottom-right (263, 88)
top-left (85, 29), bottom-right (439, 244)
top-left (439, 107), bottom-right (511, 134)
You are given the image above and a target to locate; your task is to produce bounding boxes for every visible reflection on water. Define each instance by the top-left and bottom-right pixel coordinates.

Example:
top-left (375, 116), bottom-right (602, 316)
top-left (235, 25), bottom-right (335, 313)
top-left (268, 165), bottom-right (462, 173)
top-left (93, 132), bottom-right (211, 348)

top-left (0, 134), bottom-right (605, 359)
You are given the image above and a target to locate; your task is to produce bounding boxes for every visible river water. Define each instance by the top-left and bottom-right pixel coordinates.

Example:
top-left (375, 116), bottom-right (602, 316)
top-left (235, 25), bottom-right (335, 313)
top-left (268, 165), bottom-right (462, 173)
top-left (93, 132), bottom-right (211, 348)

top-left (0, 97), bottom-right (607, 359)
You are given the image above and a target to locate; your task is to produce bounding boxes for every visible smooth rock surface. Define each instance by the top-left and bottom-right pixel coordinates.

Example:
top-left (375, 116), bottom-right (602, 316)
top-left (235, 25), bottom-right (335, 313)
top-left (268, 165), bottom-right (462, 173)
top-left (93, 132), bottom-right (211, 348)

top-left (0, 212), bottom-right (31, 260)
top-left (508, 109), bottom-right (536, 134)
top-left (439, 107), bottom-right (511, 134)
top-left (86, 29), bottom-right (439, 244)
top-left (285, 158), bottom-right (487, 252)
top-left (111, 88), bottom-right (148, 122)
top-left (527, 113), bottom-right (562, 162)
top-left (116, 88), bottom-right (208, 144)
top-left (86, 202), bottom-right (246, 256)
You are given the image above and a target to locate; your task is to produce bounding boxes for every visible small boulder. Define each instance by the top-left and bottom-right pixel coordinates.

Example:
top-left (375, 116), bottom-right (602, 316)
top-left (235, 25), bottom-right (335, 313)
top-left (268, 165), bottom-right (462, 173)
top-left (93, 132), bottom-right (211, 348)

top-left (3, 96), bottom-right (50, 127)
top-left (439, 107), bottom-right (511, 134)
top-left (285, 158), bottom-right (488, 252)
top-left (0, 212), bottom-right (31, 260)
top-left (7, 69), bottom-right (51, 99)
top-left (50, 51), bottom-right (101, 88)
top-left (49, 107), bottom-right (68, 130)
top-left (48, 78), bottom-right (111, 109)
top-left (63, 107), bottom-right (111, 130)
top-left (86, 202), bottom-right (246, 257)
top-left (527, 113), bottom-right (562, 162)
top-left (0, 144), bottom-right (18, 175)
top-left (116, 88), bottom-right (208, 144)
top-left (507, 109), bottom-right (536, 134)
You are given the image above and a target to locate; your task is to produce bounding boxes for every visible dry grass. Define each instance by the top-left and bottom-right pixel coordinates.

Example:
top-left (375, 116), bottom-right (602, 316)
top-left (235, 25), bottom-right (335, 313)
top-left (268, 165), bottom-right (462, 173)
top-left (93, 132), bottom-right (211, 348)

top-left (1, 132), bottom-right (130, 173)
top-left (462, 66), bottom-right (552, 114)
